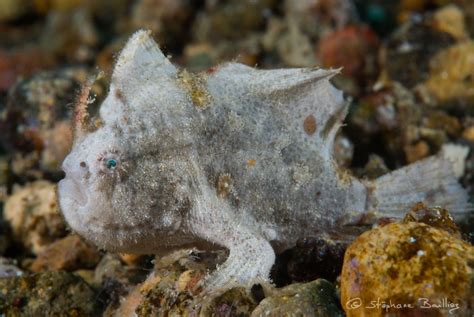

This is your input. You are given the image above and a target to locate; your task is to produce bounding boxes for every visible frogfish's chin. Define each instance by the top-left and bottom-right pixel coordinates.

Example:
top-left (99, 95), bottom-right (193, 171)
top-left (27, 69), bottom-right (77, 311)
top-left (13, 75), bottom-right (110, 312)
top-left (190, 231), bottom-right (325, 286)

top-left (58, 178), bottom-right (89, 207)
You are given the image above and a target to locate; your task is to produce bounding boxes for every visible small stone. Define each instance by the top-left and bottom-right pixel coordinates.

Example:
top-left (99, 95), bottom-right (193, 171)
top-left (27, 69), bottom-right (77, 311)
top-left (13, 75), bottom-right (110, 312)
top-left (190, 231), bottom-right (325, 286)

top-left (4, 181), bottom-right (67, 255)
top-left (463, 126), bottom-right (474, 142)
top-left (73, 269), bottom-right (95, 286)
top-left (30, 235), bottom-right (102, 272)
top-left (445, 0), bottom-right (474, 35)
top-left (341, 221), bottom-right (474, 316)
top-left (424, 41), bottom-right (474, 106)
top-left (0, 0), bottom-right (33, 22)
top-left (272, 237), bottom-right (346, 286)
top-left (202, 288), bottom-right (257, 317)
top-left (251, 279), bottom-right (343, 317)
top-left (349, 89), bottom-right (396, 134)
top-left (404, 140), bottom-right (430, 163)
top-left (118, 253), bottom-right (149, 266)
top-left (431, 4), bottom-right (469, 41)
top-left (381, 17), bottom-right (455, 88)
top-left (403, 202), bottom-right (461, 237)
top-left (424, 111), bottom-right (462, 137)
top-left (0, 257), bottom-right (23, 278)
top-left (93, 253), bottom-right (149, 287)
top-left (317, 24), bottom-right (379, 83)
top-left (360, 154), bottom-right (390, 179)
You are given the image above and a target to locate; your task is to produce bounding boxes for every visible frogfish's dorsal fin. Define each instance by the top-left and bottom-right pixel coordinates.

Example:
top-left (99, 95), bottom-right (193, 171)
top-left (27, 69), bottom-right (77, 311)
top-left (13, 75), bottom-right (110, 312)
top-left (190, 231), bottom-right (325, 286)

top-left (112, 30), bottom-right (177, 86)
top-left (100, 30), bottom-right (178, 124)
top-left (208, 63), bottom-right (348, 156)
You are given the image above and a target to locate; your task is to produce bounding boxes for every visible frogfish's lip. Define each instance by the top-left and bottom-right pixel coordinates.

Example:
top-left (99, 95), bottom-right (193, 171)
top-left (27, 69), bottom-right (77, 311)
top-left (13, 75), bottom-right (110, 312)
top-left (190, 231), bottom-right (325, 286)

top-left (58, 178), bottom-right (89, 207)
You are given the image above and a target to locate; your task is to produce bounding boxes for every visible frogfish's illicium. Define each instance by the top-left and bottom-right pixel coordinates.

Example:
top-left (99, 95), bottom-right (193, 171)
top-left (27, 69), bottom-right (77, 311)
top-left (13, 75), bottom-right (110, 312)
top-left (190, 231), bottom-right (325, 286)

top-left (58, 30), bottom-right (471, 293)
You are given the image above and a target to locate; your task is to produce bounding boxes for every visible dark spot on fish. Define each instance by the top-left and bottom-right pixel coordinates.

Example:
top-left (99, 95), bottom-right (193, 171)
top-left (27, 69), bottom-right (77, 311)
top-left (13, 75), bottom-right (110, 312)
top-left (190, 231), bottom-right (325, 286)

top-left (80, 161), bottom-right (87, 168)
top-left (115, 89), bottom-right (124, 101)
top-left (303, 114), bottom-right (317, 135)
top-left (115, 89), bottom-right (130, 110)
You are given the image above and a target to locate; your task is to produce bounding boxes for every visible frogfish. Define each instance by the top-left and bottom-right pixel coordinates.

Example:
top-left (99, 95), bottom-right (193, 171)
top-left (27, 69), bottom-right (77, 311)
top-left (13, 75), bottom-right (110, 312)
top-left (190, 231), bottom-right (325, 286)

top-left (58, 30), bottom-right (471, 293)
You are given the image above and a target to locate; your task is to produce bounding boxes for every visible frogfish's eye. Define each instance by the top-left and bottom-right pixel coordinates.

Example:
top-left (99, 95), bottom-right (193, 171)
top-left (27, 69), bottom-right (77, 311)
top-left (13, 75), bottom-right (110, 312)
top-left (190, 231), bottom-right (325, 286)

top-left (106, 159), bottom-right (117, 169)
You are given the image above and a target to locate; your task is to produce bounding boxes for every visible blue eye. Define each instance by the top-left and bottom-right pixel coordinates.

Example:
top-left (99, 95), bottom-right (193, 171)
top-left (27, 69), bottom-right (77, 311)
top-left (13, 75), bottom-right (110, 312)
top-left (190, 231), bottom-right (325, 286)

top-left (106, 159), bottom-right (117, 169)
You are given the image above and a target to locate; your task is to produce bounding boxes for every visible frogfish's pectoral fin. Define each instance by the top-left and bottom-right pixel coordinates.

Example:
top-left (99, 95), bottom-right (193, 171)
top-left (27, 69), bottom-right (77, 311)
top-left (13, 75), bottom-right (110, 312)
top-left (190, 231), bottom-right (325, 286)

top-left (187, 166), bottom-right (275, 297)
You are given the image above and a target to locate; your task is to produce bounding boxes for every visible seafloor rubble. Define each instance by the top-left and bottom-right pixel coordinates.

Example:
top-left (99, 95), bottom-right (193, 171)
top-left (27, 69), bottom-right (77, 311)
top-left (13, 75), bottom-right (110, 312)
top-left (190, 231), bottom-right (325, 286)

top-left (0, 0), bottom-right (473, 316)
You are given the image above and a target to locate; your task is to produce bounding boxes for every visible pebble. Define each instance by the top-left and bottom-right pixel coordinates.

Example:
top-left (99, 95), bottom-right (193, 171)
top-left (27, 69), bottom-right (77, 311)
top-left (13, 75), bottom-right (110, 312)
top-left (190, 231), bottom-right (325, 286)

top-left (381, 16), bottom-right (455, 88)
top-left (317, 24), bottom-right (379, 84)
top-left (30, 234), bottom-right (101, 272)
top-left (272, 237), bottom-right (346, 286)
top-left (0, 257), bottom-right (23, 278)
top-left (341, 221), bottom-right (474, 316)
top-left (251, 279), bottom-right (343, 317)
top-left (423, 41), bottom-right (474, 107)
top-left (3, 181), bottom-right (67, 255)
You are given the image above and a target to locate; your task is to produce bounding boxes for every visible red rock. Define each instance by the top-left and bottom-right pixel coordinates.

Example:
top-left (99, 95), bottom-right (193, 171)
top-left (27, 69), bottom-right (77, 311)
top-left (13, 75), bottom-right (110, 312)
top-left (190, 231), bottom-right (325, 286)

top-left (317, 25), bottom-right (379, 81)
top-left (0, 47), bottom-right (55, 92)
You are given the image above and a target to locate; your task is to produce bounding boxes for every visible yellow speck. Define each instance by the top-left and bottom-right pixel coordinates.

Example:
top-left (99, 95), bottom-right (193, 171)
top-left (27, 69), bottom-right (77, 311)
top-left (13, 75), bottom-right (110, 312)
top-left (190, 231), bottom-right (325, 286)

top-left (178, 70), bottom-right (212, 109)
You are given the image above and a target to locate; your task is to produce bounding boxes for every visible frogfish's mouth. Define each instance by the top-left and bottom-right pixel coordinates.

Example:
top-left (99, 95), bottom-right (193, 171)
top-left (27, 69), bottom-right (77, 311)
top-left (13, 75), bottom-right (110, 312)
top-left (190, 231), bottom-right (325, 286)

top-left (58, 178), bottom-right (89, 207)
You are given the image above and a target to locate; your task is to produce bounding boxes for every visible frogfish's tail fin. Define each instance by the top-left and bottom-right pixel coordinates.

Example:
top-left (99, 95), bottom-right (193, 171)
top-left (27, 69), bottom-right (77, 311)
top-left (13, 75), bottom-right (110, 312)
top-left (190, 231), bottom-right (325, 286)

top-left (366, 144), bottom-right (472, 222)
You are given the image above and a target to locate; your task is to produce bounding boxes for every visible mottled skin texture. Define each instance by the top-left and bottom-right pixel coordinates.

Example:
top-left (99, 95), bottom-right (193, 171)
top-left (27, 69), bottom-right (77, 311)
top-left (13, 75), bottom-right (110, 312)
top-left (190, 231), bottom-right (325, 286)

top-left (58, 31), bottom-right (471, 293)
